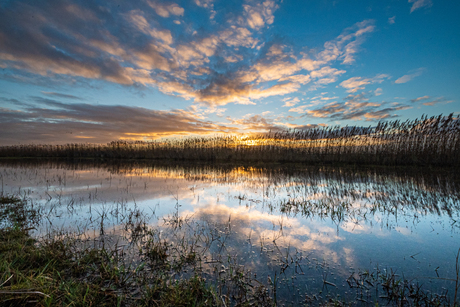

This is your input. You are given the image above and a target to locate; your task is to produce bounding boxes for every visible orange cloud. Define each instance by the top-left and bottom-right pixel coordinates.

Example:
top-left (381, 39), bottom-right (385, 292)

top-left (340, 74), bottom-right (390, 93)
top-left (0, 98), bottom-right (238, 145)
top-left (0, 1), bottom-right (377, 109)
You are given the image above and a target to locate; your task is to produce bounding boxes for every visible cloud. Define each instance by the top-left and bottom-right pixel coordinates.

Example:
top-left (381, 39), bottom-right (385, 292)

top-left (146, 1), bottom-right (184, 17)
top-left (317, 19), bottom-right (375, 65)
top-left (361, 107), bottom-right (410, 120)
top-left (310, 94), bottom-right (339, 102)
top-left (409, 0), bottom-right (433, 13)
top-left (410, 95), bottom-right (430, 103)
top-left (395, 68), bottom-right (425, 84)
top-left (2, 94), bottom-right (335, 145)
top-left (388, 16), bottom-right (396, 24)
top-left (306, 103), bottom-right (409, 121)
top-left (304, 101), bottom-right (346, 118)
top-left (0, 1), bottom-right (376, 107)
top-left (310, 66), bottom-right (346, 86)
top-left (227, 114), bottom-right (275, 130)
top-left (226, 113), bottom-right (324, 133)
top-left (218, 26), bottom-right (258, 48)
top-left (288, 104), bottom-right (307, 114)
top-left (126, 12), bottom-right (174, 45)
top-left (0, 98), bottom-right (237, 145)
top-left (193, 0), bottom-right (216, 20)
top-left (0, 3), bottom-right (152, 85)
top-left (242, 0), bottom-right (279, 30)
top-left (340, 74), bottom-right (390, 93)
top-left (41, 92), bottom-right (84, 100)
top-left (227, 20), bottom-right (375, 103)
top-left (185, 204), bottom-right (347, 263)
top-left (194, 0), bottom-right (214, 9)
top-left (419, 97), bottom-right (453, 106)
top-left (294, 91), bottom-right (411, 121)
top-left (282, 97), bottom-right (300, 107)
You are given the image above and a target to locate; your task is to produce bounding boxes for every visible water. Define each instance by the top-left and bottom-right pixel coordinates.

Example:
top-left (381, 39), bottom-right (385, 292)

top-left (1, 159), bottom-right (459, 304)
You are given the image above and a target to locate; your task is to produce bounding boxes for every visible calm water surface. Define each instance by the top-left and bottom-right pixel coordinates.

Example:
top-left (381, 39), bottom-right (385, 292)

top-left (1, 159), bottom-right (459, 304)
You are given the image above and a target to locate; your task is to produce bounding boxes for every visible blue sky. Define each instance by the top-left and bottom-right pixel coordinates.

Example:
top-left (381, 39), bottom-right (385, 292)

top-left (0, 0), bottom-right (459, 144)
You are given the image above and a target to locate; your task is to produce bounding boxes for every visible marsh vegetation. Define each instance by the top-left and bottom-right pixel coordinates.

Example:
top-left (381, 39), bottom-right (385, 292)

top-left (1, 159), bottom-right (460, 306)
top-left (1, 114), bottom-right (459, 166)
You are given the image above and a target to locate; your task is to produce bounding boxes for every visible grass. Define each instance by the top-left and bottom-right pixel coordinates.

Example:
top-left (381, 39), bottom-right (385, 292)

top-left (0, 195), bottom-right (220, 306)
top-left (0, 113), bottom-right (459, 167)
top-left (0, 195), bottom-right (275, 306)
top-left (0, 195), bottom-right (121, 306)
top-left (1, 193), bottom-right (459, 306)
top-left (1, 160), bottom-right (459, 305)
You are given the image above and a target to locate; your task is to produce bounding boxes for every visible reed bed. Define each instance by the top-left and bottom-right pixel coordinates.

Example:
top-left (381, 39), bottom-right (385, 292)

top-left (1, 114), bottom-right (459, 166)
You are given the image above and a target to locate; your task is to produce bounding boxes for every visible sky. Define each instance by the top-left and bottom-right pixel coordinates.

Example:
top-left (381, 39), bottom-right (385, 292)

top-left (0, 0), bottom-right (459, 145)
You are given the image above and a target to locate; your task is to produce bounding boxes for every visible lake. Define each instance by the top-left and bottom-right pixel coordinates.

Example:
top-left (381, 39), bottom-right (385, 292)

top-left (1, 159), bottom-right (459, 305)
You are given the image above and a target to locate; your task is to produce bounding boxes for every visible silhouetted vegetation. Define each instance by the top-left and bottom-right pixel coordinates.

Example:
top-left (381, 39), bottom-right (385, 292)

top-left (1, 114), bottom-right (459, 166)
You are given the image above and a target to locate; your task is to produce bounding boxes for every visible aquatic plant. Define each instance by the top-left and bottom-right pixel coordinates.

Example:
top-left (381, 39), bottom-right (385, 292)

top-left (1, 159), bottom-right (460, 305)
top-left (1, 190), bottom-right (459, 306)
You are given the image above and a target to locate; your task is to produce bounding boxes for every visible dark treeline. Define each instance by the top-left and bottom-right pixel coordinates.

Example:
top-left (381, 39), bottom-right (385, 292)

top-left (1, 114), bottom-right (459, 166)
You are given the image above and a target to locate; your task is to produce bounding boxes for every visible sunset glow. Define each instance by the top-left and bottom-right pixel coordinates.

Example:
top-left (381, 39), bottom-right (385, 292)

top-left (0, 0), bottom-right (459, 145)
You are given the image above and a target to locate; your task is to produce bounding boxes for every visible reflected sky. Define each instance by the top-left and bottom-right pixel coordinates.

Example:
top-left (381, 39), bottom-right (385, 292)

top-left (1, 160), bottom-right (459, 302)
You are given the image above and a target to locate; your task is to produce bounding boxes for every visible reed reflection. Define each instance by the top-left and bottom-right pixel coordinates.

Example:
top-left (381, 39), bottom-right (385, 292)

top-left (1, 158), bottom-right (459, 302)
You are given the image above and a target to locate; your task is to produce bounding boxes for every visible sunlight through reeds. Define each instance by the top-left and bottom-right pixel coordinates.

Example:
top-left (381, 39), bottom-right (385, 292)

top-left (1, 114), bottom-right (459, 166)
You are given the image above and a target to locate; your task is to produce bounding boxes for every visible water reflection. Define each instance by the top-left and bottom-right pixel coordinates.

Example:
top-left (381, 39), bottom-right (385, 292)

top-left (1, 159), bottom-right (459, 304)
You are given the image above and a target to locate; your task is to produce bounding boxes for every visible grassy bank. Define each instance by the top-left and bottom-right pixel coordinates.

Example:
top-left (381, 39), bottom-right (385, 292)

top-left (0, 195), bottom-right (225, 307)
top-left (1, 195), bottom-right (459, 306)
top-left (0, 114), bottom-right (459, 167)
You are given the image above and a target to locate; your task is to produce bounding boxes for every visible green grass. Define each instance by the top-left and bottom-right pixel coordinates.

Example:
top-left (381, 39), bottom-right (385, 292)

top-left (1, 194), bottom-right (458, 306)
top-left (0, 196), bottom-right (122, 306)
top-left (0, 196), bottom-right (256, 307)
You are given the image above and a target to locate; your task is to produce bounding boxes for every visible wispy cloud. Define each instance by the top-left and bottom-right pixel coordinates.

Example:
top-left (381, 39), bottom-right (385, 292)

top-left (292, 91), bottom-right (411, 121)
top-left (395, 68), bottom-right (425, 84)
top-left (0, 1), bottom-right (376, 107)
top-left (409, 0), bottom-right (433, 13)
top-left (310, 66), bottom-right (346, 85)
top-left (282, 97), bottom-right (300, 107)
top-left (289, 104), bottom-right (310, 114)
top-left (388, 16), bottom-right (396, 24)
top-left (418, 97), bottom-right (453, 106)
top-left (340, 74), bottom-right (390, 93)
top-left (305, 102), bottom-right (410, 121)
top-left (41, 92), bottom-right (84, 100)
top-left (410, 95), bottom-right (430, 103)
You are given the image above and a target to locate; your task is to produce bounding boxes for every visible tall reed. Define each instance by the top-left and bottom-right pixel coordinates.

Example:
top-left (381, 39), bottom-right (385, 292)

top-left (1, 114), bottom-right (459, 166)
